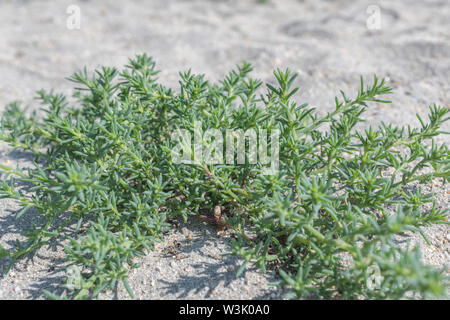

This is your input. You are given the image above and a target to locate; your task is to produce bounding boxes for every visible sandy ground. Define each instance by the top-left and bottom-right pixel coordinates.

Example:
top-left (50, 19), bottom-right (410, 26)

top-left (0, 0), bottom-right (448, 299)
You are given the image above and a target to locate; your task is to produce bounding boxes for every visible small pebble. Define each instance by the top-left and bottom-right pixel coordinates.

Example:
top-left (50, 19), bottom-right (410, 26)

top-left (170, 260), bottom-right (177, 268)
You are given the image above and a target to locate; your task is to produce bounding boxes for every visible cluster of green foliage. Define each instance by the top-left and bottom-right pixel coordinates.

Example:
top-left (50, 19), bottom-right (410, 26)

top-left (0, 54), bottom-right (448, 299)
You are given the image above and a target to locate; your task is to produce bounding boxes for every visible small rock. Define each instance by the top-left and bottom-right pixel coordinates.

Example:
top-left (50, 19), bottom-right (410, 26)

top-left (227, 266), bottom-right (234, 272)
top-left (14, 287), bottom-right (21, 294)
top-left (170, 260), bottom-right (177, 268)
top-left (150, 279), bottom-right (155, 286)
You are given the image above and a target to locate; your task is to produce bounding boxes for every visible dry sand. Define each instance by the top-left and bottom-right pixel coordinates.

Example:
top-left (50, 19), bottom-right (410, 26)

top-left (0, 0), bottom-right (448, 299)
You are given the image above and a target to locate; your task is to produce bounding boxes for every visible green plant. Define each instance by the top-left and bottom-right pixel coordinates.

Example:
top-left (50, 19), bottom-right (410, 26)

top-left (0, 54), bottom-right (448, 299)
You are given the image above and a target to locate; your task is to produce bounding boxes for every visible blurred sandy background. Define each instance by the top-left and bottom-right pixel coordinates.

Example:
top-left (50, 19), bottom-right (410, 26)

top-left (0, 0), bottom-right (448, 299)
